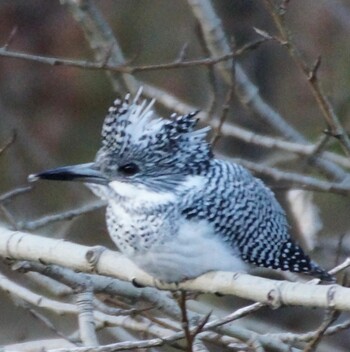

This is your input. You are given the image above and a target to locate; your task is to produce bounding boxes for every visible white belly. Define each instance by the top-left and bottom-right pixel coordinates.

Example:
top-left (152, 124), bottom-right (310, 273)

top-left (103, 178), bottom-right (247, 282)
top-left (132, 220), bottom-right (247, 282)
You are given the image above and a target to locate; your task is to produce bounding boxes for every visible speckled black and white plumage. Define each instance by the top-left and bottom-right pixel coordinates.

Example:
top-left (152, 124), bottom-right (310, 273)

top-left (32, 89), bottom-right (333, 282)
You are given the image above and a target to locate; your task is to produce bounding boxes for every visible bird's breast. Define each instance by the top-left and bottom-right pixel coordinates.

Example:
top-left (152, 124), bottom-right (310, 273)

top-left (105, 199), bottom-right (176, 256)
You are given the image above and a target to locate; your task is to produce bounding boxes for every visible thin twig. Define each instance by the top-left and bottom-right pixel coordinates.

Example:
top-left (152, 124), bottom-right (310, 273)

top-left (268, 312), bottom-right (349, 347)
top-left (303, 309), bottom-right (339, 352)
top-left (3, 26), bottom-right (18, 50)
top-left (93, 298), bottom-right (154, 317)
top-left (263, 0), bottom-right (350, 157)
top-left (328, 257), bottom-right (350, 276)
top-left (13, 260), bottom-right (182, 319)
top-left (47, 302), bottom-right (264, 352)
top-left (17, 200), bottom-right (107, 230)
top-left (0, 130), bottom-right (16, 156)
top-left (334, 233), bottom-right (347, 268)
top-left (0, 185), bottom-right (33, 204)
top-left (0, 204), bottom-right (19, 229)
top-left (28, 307), bottom-right (79, 346)
top-left (0, 40), bottom-right (265, 76)
top-left (216, 122), bottom-right (350, 169)
top-left (228, 157), bottom-right (350, 196)
top-left (178, 291), bottom-right (193, 352)
top-left (211, 83), bottom-right (235, 146)
top-left (187, 0), bottom-right (349, 182)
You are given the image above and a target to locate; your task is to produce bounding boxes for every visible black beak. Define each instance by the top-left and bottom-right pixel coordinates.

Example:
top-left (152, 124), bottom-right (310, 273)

top-left (28, 163), bottom-right (108, 185)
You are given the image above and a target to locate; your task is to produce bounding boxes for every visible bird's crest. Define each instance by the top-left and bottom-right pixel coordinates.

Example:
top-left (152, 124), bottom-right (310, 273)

top-left (98, 88), bottom-right (212, 178)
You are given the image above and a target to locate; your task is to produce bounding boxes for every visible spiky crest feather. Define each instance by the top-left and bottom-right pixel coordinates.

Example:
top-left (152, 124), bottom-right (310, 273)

top-left (97, 89), bottom-right (212, 183)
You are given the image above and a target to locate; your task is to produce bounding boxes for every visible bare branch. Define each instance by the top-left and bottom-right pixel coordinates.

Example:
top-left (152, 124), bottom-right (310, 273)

top-left (28, 308), bottom-right (78, 346)
top-left (227, 157), bottom-right (350, 196)
top-left (46, 302), bottom-right (263, 352)
top-left (76, 285), bottom-right (99, 346)
top-left (216, 122), bottom-right (350, 169)
top-left (303, 309), bottom-right (339, 352)
top-left (263, 0), bottom-right (350, 157)
top-left (0, 40), bottom-right (266, 77)
top-left (13, 261), bottom-right (182, 319)
top-left (0, 130), bottom-right (16, 156)
top-left (61, 0), bottom-right (136, 93)
top-left (178, 291), bottom-right (194, 351)
top-left (0, 185), bottom-right (33, 204)
top-left (17, 200), bottom-right (107, 231)
top-left (187, 0), bottom-right (349, 182)
top-left (3, 26), bottom-right (18, 50)
top-left (2, 226), bottom-right (350, 311)
top-left (328, 257), bottom-right (350, 276)
top-left (211, 83), bottom-right (235, 146)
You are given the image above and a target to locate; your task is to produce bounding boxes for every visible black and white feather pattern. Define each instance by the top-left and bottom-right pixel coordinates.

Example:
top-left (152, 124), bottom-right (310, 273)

top-left (181, 160), bottom-right (332, 280)
top-left (93, 89), bottom-right (333, 282)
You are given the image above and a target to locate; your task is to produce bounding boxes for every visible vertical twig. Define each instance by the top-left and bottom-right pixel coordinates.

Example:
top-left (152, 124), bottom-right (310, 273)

top-left (187, 0), bottom-right (349, 182)
top-left (0, 130), bottom-right (16, 156)
top-left (76, 281), bottom-right (99, 347)
top-left (178, 291), bottom-right (193, 352)
top-left (263, 0), bottom-right (350, 157)
top-left (303, 309), bottom-right (339, 352)
top-left (62, 0), bottom-right (137, 93)
top-left (211, 84), bottom-right (234, 146)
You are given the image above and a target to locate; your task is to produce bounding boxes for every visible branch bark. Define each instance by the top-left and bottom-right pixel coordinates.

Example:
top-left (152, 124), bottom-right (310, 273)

top-left (0, 226), bottom-right (349, 311)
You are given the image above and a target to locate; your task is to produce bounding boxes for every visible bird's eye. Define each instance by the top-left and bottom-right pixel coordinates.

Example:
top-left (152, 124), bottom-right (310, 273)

top-left (118, 163), bottom-right (140, 176)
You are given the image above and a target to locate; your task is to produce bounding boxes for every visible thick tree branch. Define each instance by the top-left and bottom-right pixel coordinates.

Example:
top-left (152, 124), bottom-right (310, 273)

top-left (0, 226), bottom-right (349, 311)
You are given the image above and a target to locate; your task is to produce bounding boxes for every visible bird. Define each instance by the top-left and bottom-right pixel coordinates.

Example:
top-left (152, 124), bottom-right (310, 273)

top-left (29, 89), bottom-right (333, 283)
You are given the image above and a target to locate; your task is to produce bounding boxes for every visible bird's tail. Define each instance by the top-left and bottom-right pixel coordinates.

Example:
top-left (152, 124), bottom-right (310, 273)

top-left (309, 261), bottom-right (335, 283)
top-left (276, 241), bottom-right (335, 282)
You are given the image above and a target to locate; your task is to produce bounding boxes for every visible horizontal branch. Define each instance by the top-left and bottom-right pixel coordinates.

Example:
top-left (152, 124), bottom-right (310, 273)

top-left (0, 40), bottom-right (262, 75)
top-left (233, 158), bottom-right (350, 196)
top-left (0, 225), bottom-right (349, 312)
top-left (17, 200), bottom-right (107, 231)
top-left (218, 122), bottom-right (350, 169)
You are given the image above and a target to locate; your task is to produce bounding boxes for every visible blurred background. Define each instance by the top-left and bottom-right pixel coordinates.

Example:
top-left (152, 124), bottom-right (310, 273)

top-left (0, 0), bottom-right (350, 350)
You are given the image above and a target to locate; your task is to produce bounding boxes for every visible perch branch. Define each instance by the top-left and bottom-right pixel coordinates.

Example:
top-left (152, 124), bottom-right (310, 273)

top-left (1, 226), bottom-right (350, 311)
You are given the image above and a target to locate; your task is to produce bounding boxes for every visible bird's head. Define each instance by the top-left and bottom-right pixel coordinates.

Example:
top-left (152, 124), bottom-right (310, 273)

top-left (29, 89), bottom-right (213, 193)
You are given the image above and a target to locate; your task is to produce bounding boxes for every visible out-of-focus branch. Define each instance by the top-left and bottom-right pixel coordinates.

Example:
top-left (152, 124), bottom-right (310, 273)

top-left (186, 0), bottom-right (349, 182)
top-left (328, 257), bottom-right (350, 276)
top-left (14, 262), bottom-right (298, 351)
top-left (3, 339), bottom-right (76, 352)
top-left (0, 2), bottom-right (348, 187)
top-left (61, 0), bottom-right (136, 93)
top-left (0, 130), bottom-right (16, 156)
top-left (218, 123), bottom-right (350, 169)
top-left (15, 260), bottom-right (182, 319)
top-left (225, 157), bottom-right (350, 196)
top-left (303, 309), bottom-right (339, 352)
top-left (0, 269), bottom-right (179, 345)
top-left (0, 185), bottom-right (33, 204)
top-left (0, 271), bottom-right (78, 315)
top-left (46, 302), bottom-right (263, 352)
top-left (17, 200), bottom-right (107, 231)
top-left (211, 72), bottom-right (235, 146)
top-left (263, 0), bottom-right (350, 157)
top-left (0, 40), bottom-right (264, 75)
top-left (28, 308), bottom-right (78, 346)
top-left (267, 317), bottom-right (350, 344)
